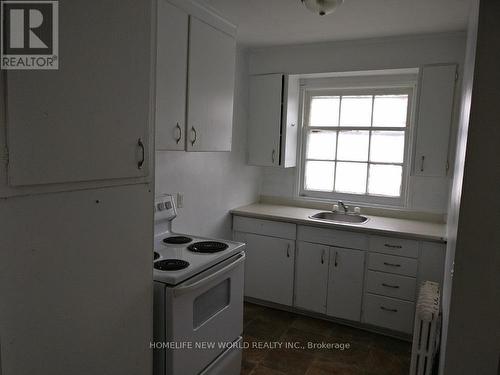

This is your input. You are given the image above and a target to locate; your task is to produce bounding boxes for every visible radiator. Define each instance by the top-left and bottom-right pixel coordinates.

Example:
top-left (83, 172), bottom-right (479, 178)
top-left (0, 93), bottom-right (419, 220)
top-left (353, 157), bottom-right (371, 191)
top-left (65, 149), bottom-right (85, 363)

top-left (410, 281), bottom-right (441, 375)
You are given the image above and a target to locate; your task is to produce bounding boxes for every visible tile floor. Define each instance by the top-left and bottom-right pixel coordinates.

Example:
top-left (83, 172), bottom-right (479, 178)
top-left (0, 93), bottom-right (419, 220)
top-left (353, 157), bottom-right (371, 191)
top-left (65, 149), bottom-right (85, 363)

top-left (241, 303), bottom-right (411, 375)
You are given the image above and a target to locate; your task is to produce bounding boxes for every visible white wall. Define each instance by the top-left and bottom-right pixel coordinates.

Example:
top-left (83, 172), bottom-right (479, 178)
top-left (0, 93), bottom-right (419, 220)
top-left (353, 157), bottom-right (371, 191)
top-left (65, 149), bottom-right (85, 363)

top-left (250, 33), bottom-right (466, 214)
top-left (155, 48), bottom-right (261, 239)
top-left (441, 1), bottom-right (500, 373)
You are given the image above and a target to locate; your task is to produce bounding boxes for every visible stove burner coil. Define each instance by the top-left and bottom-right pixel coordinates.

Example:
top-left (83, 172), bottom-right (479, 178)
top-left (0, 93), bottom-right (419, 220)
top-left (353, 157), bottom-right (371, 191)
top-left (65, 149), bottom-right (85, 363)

top-left (163, 236), bottom-right (193, 245)
top-left (188, 241), bottom-right (229, 253)
top-left (154, 259), bottom-right (190, 271)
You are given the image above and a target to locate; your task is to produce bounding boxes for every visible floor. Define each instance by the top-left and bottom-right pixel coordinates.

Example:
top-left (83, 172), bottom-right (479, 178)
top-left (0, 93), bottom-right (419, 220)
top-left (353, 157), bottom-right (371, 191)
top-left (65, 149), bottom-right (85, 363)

top-left (241, 303), bottom-right (411, 375)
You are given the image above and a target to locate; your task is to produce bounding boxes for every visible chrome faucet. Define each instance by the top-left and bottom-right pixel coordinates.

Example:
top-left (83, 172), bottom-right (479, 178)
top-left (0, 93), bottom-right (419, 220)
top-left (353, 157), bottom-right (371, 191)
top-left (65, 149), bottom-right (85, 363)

top-left (338, 201), bottom-right (349, 214)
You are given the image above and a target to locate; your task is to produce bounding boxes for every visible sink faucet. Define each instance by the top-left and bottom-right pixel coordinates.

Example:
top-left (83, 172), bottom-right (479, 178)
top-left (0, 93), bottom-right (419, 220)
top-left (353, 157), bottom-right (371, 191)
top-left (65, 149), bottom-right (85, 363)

top-left (338, 201), bottom-right (349, 214)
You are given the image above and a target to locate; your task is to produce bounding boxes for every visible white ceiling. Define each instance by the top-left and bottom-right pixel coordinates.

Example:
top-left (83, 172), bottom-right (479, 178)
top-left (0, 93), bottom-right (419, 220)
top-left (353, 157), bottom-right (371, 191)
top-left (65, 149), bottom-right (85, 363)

top-left (202, 0), bottom-right (472, 47)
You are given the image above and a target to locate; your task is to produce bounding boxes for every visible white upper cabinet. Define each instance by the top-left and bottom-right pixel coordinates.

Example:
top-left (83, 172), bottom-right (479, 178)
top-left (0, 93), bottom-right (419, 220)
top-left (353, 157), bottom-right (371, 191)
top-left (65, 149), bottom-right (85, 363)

top-left (248, 74), bottom-right (299, 167)
top-left (155, 0), bottom-right (188, 151)
top-left (6, 0), bottom-right (153, 186)
top-left (155, 2), bottom-right (236, 152)
top-left (414, 64), bottom-right (457, 177)
top-left (187, 17), bottom-right (236, 151)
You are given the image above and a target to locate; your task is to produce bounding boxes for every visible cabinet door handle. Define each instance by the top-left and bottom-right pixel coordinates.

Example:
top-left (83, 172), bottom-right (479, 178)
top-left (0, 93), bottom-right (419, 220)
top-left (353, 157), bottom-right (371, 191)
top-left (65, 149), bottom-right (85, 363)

top-left (137, 138), bottom-right (145, 170)
top-left (175, 123), bottom-right (182, 144)
top-left (286, 243), bottom-right (290, 258)
top-left (420, 155), bottom-right (425, 172)
top-left (382, 283), bottom-right (400, 289)
top-left (383, 262), bottom-right (401, 267)
top-left (380, 306), bottom-right (398, 313)
top-left (190, 126), bottom-right (197, 146)
top-left (384, 244), bottom-right (402, 249)
top-left (321, 249), bottom-right (326, 264)
top-left (271, 149), bottom-right (276, 164)
top-left (334, 251), bottom-right (338, 267)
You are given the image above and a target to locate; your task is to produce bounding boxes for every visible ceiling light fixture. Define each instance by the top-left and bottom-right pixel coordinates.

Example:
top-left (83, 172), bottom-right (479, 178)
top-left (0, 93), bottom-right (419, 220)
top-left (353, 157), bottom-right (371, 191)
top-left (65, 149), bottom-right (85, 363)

top-left (301, 0), bottom-right (344, 16)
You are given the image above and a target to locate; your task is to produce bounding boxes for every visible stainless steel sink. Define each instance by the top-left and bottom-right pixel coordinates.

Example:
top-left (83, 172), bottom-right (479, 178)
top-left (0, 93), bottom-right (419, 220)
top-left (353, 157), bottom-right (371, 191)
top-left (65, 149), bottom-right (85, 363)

top-left (309, 211), bottom-right (369, 224)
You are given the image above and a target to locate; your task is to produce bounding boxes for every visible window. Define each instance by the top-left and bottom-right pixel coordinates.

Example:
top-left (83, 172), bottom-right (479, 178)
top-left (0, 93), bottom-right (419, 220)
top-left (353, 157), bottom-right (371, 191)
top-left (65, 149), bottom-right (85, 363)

top-left (300, 87), bottom-right (413, 205)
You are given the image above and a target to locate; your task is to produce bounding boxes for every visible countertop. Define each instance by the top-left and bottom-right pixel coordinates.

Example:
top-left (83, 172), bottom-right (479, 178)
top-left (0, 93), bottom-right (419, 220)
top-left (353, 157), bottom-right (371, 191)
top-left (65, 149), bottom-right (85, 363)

top-left (230, 204), bottom-right (447, 242)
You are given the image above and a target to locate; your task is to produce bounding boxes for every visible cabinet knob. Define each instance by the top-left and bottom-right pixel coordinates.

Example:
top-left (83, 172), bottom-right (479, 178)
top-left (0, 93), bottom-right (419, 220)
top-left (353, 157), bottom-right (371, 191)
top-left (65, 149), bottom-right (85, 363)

top-left (190, 126), bottom-right (197, 146)
top-left (175, 123), bottom-right (182, 144)
top-left (137, 138), bottom-right (145, 170)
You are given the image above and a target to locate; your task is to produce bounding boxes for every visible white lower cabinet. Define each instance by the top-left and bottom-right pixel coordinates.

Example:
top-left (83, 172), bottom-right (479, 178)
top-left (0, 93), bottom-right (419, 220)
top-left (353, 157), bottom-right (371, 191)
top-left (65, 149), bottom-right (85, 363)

top-left (232, 215), bottom-right (445, 336)
top-left (294, 242), bottom-right (330, 313)
top-left (327, 247), bottom-right (365, 322)
top-left (234, 232), bottom-right (295, 306)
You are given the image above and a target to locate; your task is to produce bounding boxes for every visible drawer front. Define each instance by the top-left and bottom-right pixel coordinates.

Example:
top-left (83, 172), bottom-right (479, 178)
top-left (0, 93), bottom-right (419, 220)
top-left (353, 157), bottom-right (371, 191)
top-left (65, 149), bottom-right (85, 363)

top-left (233, 216), bottom-right (296, 240)
top-left (369, 235), bottom-right (419, 258)
top-left (297, 225), bottom-right (368, 250)
top-left (363, 294), bottom-right (415, 334)
top-left (368, 253), bottom-right (418, 277)
top-left (366, 270), bottom-right (416, 301)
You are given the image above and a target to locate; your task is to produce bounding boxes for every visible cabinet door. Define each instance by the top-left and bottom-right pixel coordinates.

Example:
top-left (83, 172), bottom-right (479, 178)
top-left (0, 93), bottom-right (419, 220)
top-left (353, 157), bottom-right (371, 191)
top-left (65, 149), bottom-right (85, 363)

top-left (156, 0), bottom-right (188, 150)
top-left (6, 0), bottom-right (153, 186)
top-left (327, 247), bottom-right (365, 321)
top-left (236, 232), bottom-right (295, 306)
top-left (187, 17), bottom-right (236, 151)
top-left (294, 241), bottom-right (329, 314)
top-left (248, 74), bottom-right (283, 167)
top-left (414, 64), bottom-right (457, 176)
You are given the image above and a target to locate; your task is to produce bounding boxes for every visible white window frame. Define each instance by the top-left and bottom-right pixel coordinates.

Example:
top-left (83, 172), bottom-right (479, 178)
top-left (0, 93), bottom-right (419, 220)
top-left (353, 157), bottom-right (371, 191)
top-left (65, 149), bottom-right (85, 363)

top-left (297, 76), bottom-right (417, 207)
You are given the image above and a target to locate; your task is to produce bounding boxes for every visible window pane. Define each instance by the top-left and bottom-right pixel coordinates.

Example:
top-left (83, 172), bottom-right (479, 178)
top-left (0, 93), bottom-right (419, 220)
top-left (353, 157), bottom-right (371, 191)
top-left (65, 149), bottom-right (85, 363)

top-left (305, 161), bottom-right (335, 191)
top-left (337, 130), bottom-right (369, 161)
top-left (335, 162), bottom-right (367, 194)
top-left (370, 131), bottom-right (405, 163)
top-left (339, 96), bottom-right (372, 127)
top-left (373, 95), bottom-right (408, 127)
top-left (306, 130), bottom-right (336, 160)
top-left (309, 96), bottom-right (340, 127)
top-left (368, 164), bottom-right (402, 197)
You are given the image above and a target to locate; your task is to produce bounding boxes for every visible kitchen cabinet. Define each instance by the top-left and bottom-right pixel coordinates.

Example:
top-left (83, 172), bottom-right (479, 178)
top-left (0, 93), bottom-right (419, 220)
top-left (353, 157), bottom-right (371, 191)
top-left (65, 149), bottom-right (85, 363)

top-left (248, 74), bottom-right (300, 167)
top-left (414, 64), bottom-right (457, 177)
top-left (155, 1), bottom-right (236, 152)
top-left (327, 247), bottom-right (365, 321)
top-left (187, 17), bottom-right (236, 151)
top-left (233, 232), bottom-right (295, 306)
top-left (155, 0), bottom-right (188, 150)
top-left (233, 214), bottom-right (446, 336)
top-left (295, 242), bottom-right (330, 313)
top-left (6, 0), bottom-right (153, 186)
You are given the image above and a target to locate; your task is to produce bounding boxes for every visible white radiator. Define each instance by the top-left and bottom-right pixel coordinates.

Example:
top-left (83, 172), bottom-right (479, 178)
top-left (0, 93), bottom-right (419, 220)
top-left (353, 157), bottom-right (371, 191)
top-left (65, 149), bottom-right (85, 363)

top-left (410, 281), bottom-right (441, 375)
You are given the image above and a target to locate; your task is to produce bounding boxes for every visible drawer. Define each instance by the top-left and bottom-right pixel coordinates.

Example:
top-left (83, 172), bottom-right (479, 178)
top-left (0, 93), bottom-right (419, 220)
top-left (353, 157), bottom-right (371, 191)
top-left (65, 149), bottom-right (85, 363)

top-left (369, 235), bottom-right (419, 258)
top-left (368, 253), bottom-right (418, 277)
top-left (363, 293), bottom-right (415, 334)
top-left (366, 270), bottom-right (416, 301)
top-left (297, 225), bottom-right (368, 250)
top-left (233, 216), bottom-right (296, 240)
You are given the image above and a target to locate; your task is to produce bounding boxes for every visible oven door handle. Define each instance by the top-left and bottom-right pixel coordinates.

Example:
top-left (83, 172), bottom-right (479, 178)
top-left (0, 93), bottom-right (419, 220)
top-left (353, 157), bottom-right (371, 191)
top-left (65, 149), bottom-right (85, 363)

top-left (173, 252), bottom-right (245, 297)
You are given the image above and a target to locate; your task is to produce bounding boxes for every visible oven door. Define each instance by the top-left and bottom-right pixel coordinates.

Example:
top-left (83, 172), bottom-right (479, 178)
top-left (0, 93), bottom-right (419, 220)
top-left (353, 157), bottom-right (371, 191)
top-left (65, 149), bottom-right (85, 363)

top-left (166, 251), bottom-right (245, 375)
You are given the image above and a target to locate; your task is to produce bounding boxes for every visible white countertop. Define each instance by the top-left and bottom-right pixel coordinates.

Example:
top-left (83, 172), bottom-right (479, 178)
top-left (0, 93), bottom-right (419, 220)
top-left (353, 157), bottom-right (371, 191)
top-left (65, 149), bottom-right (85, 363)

top-left (230, 203), bottom-right (447, 242)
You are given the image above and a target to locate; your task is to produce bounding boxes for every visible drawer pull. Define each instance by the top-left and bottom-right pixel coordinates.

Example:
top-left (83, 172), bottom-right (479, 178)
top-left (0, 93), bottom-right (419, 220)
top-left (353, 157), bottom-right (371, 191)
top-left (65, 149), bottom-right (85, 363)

top-left (382, 283), bottom-right (400, 289)
top-left (380, 306), bottom-right (398, 313)
top-left (383, 262), bottom-right (401, 267)
top-left (384, 244), bottom-right (402, 249)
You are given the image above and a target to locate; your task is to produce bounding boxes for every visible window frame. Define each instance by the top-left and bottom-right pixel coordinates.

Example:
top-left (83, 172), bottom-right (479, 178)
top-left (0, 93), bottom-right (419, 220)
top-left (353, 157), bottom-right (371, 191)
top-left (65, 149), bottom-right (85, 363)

top-left (298, 82), bottom-right (416, 207)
